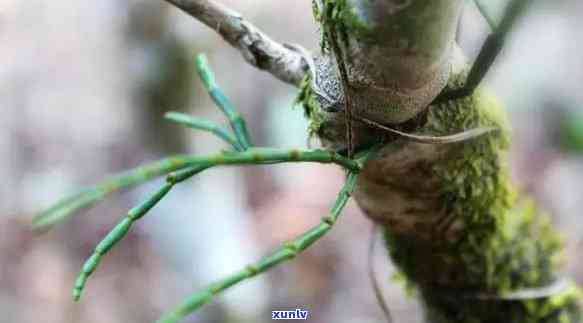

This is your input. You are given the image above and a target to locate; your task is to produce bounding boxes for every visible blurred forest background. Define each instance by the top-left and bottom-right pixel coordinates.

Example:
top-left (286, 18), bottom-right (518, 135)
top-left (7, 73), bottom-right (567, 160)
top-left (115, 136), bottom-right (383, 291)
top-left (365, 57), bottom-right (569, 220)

top-left (1, 1), bottom-right (582, 322)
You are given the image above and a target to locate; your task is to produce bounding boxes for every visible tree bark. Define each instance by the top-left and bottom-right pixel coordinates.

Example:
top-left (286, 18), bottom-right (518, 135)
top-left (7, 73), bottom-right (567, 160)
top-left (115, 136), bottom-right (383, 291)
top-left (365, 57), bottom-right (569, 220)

top-left (316, 0), bottom-right (465, 124)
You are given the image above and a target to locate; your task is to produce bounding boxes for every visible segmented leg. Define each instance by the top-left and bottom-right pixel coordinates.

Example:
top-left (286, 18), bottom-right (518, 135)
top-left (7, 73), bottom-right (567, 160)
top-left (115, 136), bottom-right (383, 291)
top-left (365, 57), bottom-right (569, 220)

top-left (156, 171), bottom-right (359, 323)
top-left (71, 147), bottom-right (360, 301)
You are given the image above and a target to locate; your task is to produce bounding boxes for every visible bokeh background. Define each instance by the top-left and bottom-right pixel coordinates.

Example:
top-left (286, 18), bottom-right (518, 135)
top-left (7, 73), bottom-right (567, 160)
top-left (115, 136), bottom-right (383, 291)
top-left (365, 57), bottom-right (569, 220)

top-left (1, 1), bottom-right (582, 322)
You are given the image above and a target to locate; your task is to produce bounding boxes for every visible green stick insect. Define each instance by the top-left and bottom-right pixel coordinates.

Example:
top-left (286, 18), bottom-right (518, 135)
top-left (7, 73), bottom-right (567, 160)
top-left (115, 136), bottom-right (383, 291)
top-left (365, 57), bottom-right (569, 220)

top-left (32, 0), bottom-right (549, 322)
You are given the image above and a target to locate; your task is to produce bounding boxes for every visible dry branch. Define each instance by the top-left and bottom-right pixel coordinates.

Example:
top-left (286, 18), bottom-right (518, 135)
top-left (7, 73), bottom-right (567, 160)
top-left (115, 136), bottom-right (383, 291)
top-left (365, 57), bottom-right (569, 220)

top-left (163, 0), bottom-right (310, 86)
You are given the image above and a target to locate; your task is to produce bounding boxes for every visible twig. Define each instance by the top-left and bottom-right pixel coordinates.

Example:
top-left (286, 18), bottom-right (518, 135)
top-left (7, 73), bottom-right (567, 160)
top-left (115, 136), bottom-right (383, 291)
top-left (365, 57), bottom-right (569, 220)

top-left (162, 0), bottom-right (310, 86)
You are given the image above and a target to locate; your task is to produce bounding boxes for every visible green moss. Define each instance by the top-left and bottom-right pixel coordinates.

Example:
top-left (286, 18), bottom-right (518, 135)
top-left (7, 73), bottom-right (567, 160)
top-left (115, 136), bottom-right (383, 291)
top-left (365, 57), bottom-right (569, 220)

top-left (422, 287), bottom-right (581, 323)
top-left (382, 70), bottom-right (582, 322)
top-left (311, 0), bottom-right (322, 22)
top-left (524, 286), bottom-right (583, 321)
top-left (313, 0), bottom-right (374, 52)
top-left (338, 3), bottom-right (374, 40)
top-left (428, 72), bottom-right (563, 292)
top-left (294, 75), bottom-right (326, 138)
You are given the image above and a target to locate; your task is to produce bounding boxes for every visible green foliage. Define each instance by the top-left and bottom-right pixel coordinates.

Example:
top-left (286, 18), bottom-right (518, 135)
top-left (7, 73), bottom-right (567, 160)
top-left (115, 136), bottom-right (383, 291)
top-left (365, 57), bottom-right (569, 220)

top-left (195, 54), bottom-right (252, 149)
top-left (157, 170), bottom-right (366, 323)
top-left (294, 75), bottom-right (326, 138)
top-left (34, 53), bottom-right (373, 323)
top-left (164, 112), bottom-right (244, 151)
top-left (383, 69), bottom-right (582, 323)
top-left (312, 0), bottom-right (373, 52)
top-left (32, 156), bottom-right (195, 231)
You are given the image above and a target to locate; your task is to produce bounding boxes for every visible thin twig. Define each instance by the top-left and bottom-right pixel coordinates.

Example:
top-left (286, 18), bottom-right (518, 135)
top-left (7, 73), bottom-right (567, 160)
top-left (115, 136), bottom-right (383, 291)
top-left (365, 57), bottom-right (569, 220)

top-left (162, 0), bottom-right (310, 86)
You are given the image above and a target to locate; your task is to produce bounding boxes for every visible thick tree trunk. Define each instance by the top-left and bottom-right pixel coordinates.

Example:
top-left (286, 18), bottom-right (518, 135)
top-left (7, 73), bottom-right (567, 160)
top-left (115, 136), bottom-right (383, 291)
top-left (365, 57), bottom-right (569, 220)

top-left (304, 1), bottom-right (583, 322)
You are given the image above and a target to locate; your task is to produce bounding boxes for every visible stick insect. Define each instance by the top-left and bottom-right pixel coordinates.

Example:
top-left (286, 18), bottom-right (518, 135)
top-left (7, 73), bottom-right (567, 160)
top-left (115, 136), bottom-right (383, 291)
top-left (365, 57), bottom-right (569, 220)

top-left (32, 1), bottom-right (537, 322)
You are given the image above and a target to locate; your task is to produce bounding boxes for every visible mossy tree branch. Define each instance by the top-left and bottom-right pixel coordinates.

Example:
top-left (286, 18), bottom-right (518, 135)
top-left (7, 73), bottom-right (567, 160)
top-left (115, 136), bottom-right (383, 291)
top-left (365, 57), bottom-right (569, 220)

top-left (308, 1), bottom-right (582, 322)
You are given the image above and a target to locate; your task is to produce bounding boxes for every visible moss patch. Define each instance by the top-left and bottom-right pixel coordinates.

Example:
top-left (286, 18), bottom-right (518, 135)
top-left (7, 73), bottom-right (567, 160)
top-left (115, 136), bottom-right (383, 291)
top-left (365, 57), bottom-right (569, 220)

top-left (382, 70), bottom-right (581, 322)
top-left (312, 0), bottom-right (374, 52)
top-left (294, 75), bottom-right (326, 138)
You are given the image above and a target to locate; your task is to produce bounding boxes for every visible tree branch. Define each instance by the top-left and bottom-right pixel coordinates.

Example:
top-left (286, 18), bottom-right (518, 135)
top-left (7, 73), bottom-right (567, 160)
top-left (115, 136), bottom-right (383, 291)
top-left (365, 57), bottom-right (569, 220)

top-left (162, 0), bottom-right (310, 86)
top-left (328, 0), bottom-right (465, 125)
